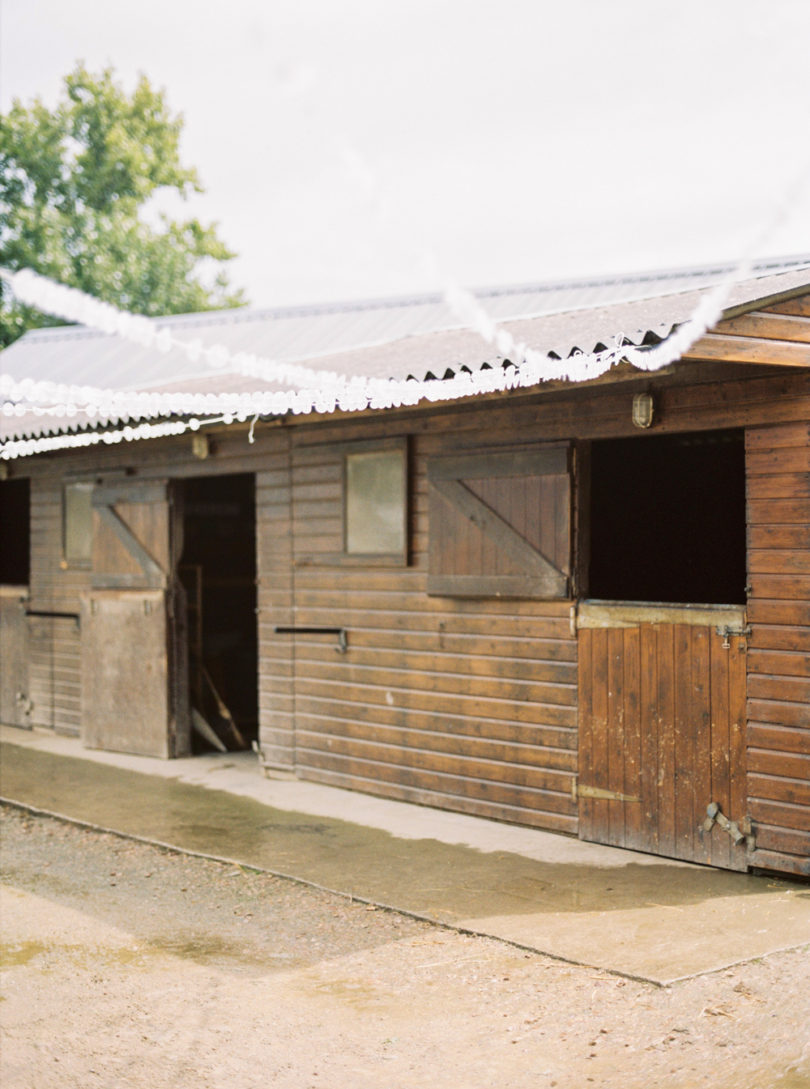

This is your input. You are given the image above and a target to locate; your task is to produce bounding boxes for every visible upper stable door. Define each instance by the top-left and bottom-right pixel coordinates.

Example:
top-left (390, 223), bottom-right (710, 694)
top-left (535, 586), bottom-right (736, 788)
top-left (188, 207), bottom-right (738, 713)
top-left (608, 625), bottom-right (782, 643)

top-left (80, 480), bottom-right (190, 758)
top-left (427, 447), bottom-right (572, 599)
top-left (576, 430), bottom-right (752, 871)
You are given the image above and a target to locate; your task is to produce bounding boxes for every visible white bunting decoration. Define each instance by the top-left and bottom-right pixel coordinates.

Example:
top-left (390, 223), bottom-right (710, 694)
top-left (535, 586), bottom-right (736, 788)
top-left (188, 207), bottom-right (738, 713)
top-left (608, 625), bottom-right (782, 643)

top-left (0, 247), bottom-right (786, 462)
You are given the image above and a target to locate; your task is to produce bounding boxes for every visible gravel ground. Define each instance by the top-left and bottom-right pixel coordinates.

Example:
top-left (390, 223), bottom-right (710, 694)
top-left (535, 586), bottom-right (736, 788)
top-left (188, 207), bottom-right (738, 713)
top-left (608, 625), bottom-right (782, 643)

top-left (1, 804), bottom-right (809, 1089)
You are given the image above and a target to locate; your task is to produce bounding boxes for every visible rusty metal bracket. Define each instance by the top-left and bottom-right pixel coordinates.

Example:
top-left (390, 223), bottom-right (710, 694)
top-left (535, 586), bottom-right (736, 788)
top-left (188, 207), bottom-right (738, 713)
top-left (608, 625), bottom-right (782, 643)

top-left (702, 802), bottom-right (752, 847)
top-left (715, 623), bottom-right (751, 649)
top-left (572, 780), bottom-right (640, 803)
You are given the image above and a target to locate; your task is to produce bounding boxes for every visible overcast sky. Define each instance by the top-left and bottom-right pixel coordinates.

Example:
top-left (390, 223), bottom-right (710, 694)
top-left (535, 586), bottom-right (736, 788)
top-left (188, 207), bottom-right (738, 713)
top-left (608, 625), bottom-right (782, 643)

top-left (2, 0), bottom-right (809, 309)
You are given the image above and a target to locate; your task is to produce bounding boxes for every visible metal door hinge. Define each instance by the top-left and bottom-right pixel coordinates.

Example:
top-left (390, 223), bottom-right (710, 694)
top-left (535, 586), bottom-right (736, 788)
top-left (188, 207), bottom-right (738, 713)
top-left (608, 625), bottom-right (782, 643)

top-left (572, 780), bottom-right (640, 803)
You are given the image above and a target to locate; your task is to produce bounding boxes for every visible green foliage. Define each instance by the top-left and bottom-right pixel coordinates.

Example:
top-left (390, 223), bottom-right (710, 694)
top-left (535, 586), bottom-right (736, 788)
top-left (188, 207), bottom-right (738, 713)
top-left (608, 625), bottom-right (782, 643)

top-left (0, 64), bottom-right (246, 347)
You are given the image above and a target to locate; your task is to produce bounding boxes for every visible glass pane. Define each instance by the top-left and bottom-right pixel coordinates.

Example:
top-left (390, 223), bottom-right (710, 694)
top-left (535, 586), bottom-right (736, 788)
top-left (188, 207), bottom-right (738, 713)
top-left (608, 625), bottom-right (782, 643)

top-left (345, 449), bottom-right (405, 555)
top-left (64, 483), bottom-right (93, 563)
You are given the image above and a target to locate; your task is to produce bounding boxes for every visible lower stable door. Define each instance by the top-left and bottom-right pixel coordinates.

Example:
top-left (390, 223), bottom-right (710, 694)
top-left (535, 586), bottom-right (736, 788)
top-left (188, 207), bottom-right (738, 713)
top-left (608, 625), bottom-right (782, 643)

top-left (576, 606), bottom-right (749, 871)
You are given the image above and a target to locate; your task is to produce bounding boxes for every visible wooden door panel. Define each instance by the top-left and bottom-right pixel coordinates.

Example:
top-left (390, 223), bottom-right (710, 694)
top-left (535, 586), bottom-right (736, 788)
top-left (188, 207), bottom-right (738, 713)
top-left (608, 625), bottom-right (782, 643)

top-left (80, 590), bottom-right (171, 757)
top-left (622, 627), bottom-right (643, 850)
top-left (0, 589), bottom-right (29, 728)
top-left (427, 447), bottom-right (571, 598)
top-left (708, 631), bottom-right (733, 870)
top-left (638, 625), bottom-right (660, 855)
top-left (578, 619), bottom-right (749, 871)
top-left (92, 482), bottom-right (170, 589)
top-left (80, 480), bottom-right (188, 758)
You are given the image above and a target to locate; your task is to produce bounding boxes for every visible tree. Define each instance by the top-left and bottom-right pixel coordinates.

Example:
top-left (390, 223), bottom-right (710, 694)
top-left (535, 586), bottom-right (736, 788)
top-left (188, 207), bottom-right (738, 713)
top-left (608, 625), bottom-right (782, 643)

top-left (0, 64), bottom-right (246, 348)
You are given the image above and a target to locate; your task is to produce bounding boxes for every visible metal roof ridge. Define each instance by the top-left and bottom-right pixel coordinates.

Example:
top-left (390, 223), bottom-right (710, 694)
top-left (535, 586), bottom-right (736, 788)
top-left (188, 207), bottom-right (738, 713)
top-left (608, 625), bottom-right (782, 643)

top-left (150, 251), bottom-right (810, 321)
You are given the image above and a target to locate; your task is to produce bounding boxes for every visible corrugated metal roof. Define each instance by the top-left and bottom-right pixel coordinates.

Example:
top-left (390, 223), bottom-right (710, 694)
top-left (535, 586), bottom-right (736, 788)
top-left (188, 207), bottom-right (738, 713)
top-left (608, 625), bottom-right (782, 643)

top-left (2, 254), bottom-right (809, 444)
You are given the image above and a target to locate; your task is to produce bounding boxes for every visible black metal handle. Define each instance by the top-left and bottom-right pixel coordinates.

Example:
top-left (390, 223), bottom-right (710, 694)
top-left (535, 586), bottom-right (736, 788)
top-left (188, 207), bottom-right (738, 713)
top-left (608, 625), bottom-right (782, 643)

top-left (25, 610), bottom-right (81, 621)
top-left (273, 626), bottom-right (347, 653)
top-left (25, 609), bottom-right (81, 629)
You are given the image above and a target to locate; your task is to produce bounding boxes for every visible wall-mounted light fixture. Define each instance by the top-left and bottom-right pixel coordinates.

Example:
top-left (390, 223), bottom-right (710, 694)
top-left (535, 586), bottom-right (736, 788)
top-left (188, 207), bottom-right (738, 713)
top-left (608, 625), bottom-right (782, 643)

top-left (632, 392), bottom-right (655, 429)
top-left (191, 434), bottom-right (210, 460)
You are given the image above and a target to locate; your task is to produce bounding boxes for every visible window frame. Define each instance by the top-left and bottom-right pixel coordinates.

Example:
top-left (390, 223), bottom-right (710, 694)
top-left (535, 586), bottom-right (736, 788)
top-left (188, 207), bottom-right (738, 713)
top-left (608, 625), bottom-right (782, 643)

top-left (62, 481), bottom-right (94, 568)
top-left (342, 438), bottom-right (409, 564)
top-left (293, 437), bottom-right (410, 568)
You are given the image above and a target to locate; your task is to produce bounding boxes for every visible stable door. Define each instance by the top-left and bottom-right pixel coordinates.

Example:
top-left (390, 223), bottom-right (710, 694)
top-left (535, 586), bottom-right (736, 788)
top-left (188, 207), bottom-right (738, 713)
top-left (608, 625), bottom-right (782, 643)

top-left (576, 605), bottom-right (750, 871)
top-left (80, 480), bottom-right (189, 757)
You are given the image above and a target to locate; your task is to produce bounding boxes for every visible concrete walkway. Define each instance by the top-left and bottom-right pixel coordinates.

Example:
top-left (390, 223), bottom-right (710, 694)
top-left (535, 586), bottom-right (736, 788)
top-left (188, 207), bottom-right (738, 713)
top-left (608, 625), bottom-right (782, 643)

top-left (2, 724), bottom-right (808, 986)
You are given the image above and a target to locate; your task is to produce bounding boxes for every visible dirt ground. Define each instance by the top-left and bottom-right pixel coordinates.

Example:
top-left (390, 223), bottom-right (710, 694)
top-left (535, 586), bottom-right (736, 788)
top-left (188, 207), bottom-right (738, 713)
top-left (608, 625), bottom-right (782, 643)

top-left (1, 805), bottom-right (809, 1089)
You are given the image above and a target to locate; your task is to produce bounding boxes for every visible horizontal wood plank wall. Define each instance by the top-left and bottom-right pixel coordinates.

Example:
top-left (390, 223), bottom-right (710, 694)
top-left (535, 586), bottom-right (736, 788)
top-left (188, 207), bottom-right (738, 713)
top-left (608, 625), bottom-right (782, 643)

top-left (27, 476), bottom-right (85, 734)
top-left (746, 420), bottom-right (810, 876)
top-left (284, 431), bottom-right (579, 831)
top-left (255, 438), bottom-right (296, 770)
top-left (10, 367), bottom-right (810, 838)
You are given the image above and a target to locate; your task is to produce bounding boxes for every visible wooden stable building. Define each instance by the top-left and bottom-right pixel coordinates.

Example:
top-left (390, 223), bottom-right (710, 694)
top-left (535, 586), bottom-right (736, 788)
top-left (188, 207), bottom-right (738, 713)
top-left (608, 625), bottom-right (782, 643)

top-left (1, 261), bottom-right (808, 876)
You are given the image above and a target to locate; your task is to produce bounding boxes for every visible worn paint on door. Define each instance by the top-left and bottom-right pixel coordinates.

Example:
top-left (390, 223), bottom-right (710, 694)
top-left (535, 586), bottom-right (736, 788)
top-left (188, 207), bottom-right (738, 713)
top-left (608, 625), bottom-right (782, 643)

top-left (577, 608), bottom-right (749, 871)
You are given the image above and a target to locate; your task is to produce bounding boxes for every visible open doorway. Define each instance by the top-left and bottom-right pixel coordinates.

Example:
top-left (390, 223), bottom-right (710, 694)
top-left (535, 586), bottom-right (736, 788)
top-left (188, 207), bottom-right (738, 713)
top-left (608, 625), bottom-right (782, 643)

top-left (587, 429), bottom-right (746, 605)
top-left (0, 478), bottom-right (30, 586)
top-left (178, 473), bottom-right (258, 752)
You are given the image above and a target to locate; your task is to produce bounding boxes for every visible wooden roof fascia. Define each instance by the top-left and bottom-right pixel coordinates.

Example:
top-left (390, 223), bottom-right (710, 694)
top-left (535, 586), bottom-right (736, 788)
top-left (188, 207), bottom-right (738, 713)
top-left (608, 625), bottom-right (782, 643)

top-left (682, 332), bottom-right (810, 367)
top-left (676, 287), bottom-right (810, 369)
top-left (766, 295), bottom-right (810, 317)
top-left (712, 312), bottom-right (810, 343)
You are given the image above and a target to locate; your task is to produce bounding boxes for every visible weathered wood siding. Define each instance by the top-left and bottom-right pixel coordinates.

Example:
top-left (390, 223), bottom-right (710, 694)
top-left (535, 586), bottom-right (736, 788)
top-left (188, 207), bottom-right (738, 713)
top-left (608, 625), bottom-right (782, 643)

top-left (685, 291), bottom-right (810, 367)
top-left (262, 369), bottom-right (808, 835)
top-left (27, 476), bottom-right (84, 734)
top-left (0, 587), bottom-right (29, 726)
top-left (277, 430), bottom-right (579, 830)
top-left (5, 360), bottom-right (809, 871)
top-left (256, 441), bottom-right (296, 770)
top-left (746, 420), bottom-right (810, 875)
top-left (11, 435), bottom-right (277, 746)
top-left (578, 620), bottom-right (748, 870)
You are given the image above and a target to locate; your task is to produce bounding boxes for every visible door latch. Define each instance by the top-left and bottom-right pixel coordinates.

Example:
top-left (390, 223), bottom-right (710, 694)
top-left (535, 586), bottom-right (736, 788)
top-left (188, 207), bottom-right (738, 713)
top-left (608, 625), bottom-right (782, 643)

top-left (716, 624), bottom-right (751, 649)
top-left (702, 802), bottom-right (755, 849)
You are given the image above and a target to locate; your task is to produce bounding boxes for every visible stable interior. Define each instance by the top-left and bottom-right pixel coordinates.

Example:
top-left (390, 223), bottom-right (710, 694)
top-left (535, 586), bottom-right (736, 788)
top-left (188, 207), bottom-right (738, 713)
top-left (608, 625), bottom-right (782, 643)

top-left (179, 473), bottom-right (258, 752)
top-left (588, 429), bottom-right (746, 606)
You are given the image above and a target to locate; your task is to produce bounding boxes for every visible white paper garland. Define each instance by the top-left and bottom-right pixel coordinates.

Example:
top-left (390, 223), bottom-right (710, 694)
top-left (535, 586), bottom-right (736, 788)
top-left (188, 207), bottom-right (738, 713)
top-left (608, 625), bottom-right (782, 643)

top-left (0, 254), bottom-right (774, 462)
top-left (0, 266), bottom-right (667, 413)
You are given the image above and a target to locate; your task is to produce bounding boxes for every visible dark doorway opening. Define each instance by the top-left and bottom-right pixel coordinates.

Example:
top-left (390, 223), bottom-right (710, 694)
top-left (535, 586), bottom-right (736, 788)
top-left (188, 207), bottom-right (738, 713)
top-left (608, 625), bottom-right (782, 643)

top-left (587, 429), bottom-right (746, 605)
top-left (179, 473), bottom-right (258, 752)
top-left (0, 478), bottom-right (30, 585)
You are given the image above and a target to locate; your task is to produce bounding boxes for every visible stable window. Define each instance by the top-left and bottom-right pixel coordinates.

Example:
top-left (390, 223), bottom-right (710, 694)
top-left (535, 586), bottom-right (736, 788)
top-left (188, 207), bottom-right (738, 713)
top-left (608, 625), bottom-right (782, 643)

top-left (344, 442), bottom-right (407, 560)
top-left (587, 430), bottom-right (746, 605)
top-left (63, 482), bottom-right (94, 565)
top-left (0, 478), bottom-right (30, 584)
top-left (427, 446), bottom-right (572, 598)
